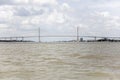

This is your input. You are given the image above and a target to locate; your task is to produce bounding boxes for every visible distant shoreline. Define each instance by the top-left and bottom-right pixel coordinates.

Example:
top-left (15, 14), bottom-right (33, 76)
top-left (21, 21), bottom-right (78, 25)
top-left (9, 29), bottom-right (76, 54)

top-left (0, 40), bottom-right (34, 42)
top-left (0, 39), bottom-right (120, 43)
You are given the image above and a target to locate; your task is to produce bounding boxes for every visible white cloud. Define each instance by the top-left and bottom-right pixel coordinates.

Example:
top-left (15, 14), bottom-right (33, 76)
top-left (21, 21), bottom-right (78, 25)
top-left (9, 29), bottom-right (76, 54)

top-left (0, 0), bottom-right (120, 40)
top-left (32, 0), bottom-right (57, 5)
top-left (0, 5), bottom-right (14, 18)
top-left (0, 0), bottom-right (58, 5)
top-left (98, 12), bottom-right (110, 17)
top-left (95, 1), bottom-right (120, 8)
top-left (47, 9), bottom-right (66, 24)
top-left (14, 0), bottom-right (29, 4)
top-left (0, 24), bottom-right (8, 29)
top-left (61, 3), bottom-right (71, 11)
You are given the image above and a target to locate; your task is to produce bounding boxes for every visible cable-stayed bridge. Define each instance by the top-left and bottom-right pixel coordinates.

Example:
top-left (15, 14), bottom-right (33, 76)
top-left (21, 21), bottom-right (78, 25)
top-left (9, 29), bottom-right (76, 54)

top-left (0, 35), bottom-right (120, 42)
top-left (0, 27), bottom-right (120, 42)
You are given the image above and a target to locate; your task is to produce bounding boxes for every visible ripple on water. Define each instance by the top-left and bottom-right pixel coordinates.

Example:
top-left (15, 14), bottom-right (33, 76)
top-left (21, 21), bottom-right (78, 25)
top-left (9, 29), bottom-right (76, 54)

top-left (0, 43), bottom-right (120, 80)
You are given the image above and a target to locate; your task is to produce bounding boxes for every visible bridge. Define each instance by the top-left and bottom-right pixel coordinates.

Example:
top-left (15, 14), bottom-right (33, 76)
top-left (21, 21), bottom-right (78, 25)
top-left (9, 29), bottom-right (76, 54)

top-left (0, 27), bottom-right (120, 42)
top-left (0, 35), bottom-right (120, 42)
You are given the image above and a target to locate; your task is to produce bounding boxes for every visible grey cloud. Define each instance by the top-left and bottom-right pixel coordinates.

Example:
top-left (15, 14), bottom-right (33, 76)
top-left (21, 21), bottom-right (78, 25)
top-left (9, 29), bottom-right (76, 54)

top-left (14, 7), bottom-right (45, 17)
top-left (0, 0), bottom-right (14, 5)
top-left (14, 7), bottom-right (31, 16)
top-left (0, 19), bottom-right (8, 24)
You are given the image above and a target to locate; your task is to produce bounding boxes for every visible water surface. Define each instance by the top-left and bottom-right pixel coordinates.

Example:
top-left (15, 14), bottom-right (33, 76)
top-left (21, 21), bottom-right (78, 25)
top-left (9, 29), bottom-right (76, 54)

top-left (0, 42), bottom-right (120, 80)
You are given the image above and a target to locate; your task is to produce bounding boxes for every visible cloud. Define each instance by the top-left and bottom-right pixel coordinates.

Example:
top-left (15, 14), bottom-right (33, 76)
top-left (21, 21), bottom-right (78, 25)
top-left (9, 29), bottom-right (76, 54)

top-left (78, 11), bottom-right (120, 36)
top-left (32, 0), bottom-right (57, 5)
top-left (46, 9), bottom-right (66, 24)
top-left (0, 5), bottom-right (14, 25)
top-left (0, 0), bottom-right (120, 41)
top-left (0, 0), bottom-right (14, 5)
top-left (14, 6), bottom-right (45, 17)
top-left (0, 24), bottom-right (8, 28)
top-left (0, 0), bottom-right (57, 5)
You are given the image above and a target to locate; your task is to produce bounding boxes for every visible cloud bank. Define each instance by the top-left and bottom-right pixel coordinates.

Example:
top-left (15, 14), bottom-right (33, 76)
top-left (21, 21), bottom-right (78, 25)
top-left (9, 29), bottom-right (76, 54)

top-left (0, 0), bottom-right (120, 40)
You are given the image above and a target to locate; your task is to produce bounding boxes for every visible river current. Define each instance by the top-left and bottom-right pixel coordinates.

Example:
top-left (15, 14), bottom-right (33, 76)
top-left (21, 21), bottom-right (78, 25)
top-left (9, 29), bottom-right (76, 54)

top-left (0, 42), bottom-right (120, 80)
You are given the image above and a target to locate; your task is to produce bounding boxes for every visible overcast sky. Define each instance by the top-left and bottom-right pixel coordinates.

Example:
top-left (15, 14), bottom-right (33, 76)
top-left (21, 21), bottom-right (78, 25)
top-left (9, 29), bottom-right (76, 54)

top-left (0, 0), bottom-right (120, 39)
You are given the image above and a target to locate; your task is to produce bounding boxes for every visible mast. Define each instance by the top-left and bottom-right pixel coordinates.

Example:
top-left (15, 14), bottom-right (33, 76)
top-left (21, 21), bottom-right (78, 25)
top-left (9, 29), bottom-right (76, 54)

top-left (77, 27), bottom-right (79, 42)
top-left (38, 27), bottom-right (41, 42)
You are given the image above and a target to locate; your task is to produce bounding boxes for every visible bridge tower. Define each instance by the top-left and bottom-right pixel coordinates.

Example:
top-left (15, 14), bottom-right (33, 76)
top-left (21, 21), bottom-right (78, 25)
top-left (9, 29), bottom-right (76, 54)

top-left (38, 27), bottom-right (41, 42)
top-left (77, 27), bottom-right (79, 42)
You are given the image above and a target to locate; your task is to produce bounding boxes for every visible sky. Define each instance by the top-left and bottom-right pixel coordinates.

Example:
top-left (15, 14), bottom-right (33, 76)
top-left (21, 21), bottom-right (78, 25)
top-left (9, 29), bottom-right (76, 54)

top-left (0, 0), bottom-right (120, 41)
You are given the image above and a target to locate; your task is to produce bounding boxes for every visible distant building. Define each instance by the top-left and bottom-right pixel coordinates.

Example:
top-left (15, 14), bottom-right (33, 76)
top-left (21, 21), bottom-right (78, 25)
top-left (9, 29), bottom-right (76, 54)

top-left (80, 38), bottom-right (83, 42)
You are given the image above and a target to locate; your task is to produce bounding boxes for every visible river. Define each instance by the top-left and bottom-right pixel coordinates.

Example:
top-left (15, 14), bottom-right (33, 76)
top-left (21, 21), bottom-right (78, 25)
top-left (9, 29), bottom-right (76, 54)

top-left (0, 42), bottom-right (120, 80)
